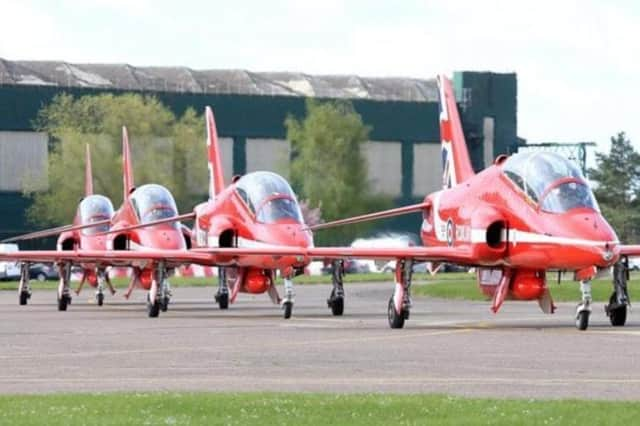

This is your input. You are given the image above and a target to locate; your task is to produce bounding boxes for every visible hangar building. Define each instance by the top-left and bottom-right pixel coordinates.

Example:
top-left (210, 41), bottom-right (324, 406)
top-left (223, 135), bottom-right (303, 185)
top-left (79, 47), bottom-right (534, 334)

top-left (0, 59), bottom-right (518, 242)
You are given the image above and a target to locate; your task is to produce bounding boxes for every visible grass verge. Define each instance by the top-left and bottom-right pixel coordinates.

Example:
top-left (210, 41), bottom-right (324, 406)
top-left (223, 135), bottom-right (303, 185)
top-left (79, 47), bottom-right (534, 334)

top-left (0, 272), bottom-right (471, 291)
top-left (0, 392), bottom-right (638, 425)
top-left (414, 274), bottom-right (638, 303)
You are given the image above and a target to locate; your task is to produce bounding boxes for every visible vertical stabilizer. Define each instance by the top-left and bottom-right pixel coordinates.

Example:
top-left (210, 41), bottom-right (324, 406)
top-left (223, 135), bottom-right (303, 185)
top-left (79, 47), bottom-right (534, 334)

top-left (437, 75), bottom-right (475, 189)
top-left (85, 144), bottom-right (93, 197)
top-left (122, 126), bottom-right (134, 197)
top-left (206, 106), bottom-right (226, 199)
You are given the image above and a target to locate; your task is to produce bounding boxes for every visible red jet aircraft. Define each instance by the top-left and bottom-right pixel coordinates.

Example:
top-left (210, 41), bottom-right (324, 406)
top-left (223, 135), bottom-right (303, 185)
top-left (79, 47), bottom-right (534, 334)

top-left (304, 75), bottom-right (638, 331)
top-left (1, 108), bottom-right (316, 319)
top-left (3, 145), bottom-right (116, 309)
top-left (102, 106), bottom-right (315, 318)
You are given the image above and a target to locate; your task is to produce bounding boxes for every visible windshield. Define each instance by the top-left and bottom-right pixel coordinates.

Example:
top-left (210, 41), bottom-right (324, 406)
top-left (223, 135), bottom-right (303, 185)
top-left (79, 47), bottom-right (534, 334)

top-left (235, 171), bottom-right (304, 224)
top-left (503, 152), bottom-right (598, 213)
top-left (130, 184), bottom-right (179, 226)
top-left (79, 195), bottom-right (114, 235)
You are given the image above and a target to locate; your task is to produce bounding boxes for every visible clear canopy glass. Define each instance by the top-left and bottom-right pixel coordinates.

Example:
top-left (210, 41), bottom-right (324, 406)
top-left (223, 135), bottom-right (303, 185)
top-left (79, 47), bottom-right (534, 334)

top-left (502, 152), bottom-right (598, 213)
top-left (79, 195), bottom-right (114, 235)
top-left (235, 171), bottom-right (304, 223)
top-left (130, 184), bottom-right (179, 225)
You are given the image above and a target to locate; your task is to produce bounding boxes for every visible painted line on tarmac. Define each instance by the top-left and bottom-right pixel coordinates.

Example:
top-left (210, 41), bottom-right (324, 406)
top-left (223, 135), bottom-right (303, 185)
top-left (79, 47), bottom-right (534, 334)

top-left (1, 375), bottom-right (639, 387)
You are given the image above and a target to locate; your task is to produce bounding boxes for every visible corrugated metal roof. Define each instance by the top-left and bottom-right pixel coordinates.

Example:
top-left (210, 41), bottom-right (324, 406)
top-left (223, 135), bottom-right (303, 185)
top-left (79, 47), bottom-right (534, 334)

top-left (0, 58), bottom-right (438, 102)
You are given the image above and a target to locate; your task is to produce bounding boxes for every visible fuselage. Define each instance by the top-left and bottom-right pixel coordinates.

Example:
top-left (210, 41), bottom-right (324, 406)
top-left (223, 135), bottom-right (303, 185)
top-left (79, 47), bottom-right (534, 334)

top-left (193, 171), bottom-right (313, 271)
top-left (420, 152), bottom-right (619, 271)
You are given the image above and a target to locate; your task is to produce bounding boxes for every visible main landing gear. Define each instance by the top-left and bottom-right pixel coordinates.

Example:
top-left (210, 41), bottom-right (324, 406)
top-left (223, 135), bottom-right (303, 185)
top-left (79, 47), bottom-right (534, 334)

top-left (17, 263), bottom-right (31, 306)
top-left (327, 260), bottom-right (345, 316)
top-left (215, 267), bottom-right (229, 309)
top-left (605, 258), bottom-right (630, 327)
top-left (147, 263), bottom-right (171, 318)
top-left (280, 268), bottom-right (295, 320)
top-left (388, 259), bottom-right (413, 329)
top-left (57, 262), bottom-right (72, 311)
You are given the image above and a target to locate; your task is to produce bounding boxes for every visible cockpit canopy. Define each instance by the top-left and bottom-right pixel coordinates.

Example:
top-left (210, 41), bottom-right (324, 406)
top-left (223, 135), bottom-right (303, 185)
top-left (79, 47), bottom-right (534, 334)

top-left (502, 152), bottom-right (599, 213)
top-left (79, 195), bottom-right (114, 235)
top-left (235, 171), bottom-right (304, 224)
top-left (130, 184), bottom-right (179, 226)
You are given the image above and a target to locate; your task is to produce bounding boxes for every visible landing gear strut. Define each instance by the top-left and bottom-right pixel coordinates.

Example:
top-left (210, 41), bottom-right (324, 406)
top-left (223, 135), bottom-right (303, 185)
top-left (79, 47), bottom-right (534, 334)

top-left (388, 259), bottom-right (412, 329)
top-left (282, 271), bottom-right (295, 319)
top-left (147, 263), bottom-right (170, 318)
top-left (215, 267), bottom-right (229, 309)
top-left (57, 262), bottom-right (72, 311)
top-left (575, 279), bottom-right (592, 330)
top-left (605, 258), bottom-right (630, 327)
top-left (327, 260), bottom-right (345, 316)
top-left (17, 262), bottom-right (31, 306)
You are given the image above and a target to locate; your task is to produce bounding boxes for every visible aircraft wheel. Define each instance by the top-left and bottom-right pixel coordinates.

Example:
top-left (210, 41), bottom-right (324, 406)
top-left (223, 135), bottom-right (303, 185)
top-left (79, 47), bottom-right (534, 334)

top-left (147, 301), bottom-right (160, 318)
top-left (283, 301), bottom-right (293, 319)
top-left (329, 297), bottom-right (344, 316)
top-left (608, 294), bottom-right (627, 326)
top-left (57, 295), bottom-right (70, 312)
top-left (19, 292), bottom-right (29, 306)
top-left (388, 297), bottom-right (405, 329)
top-left (576, 310), bottom-right (590, 331)
top-left (160, 296), bottom-right (170, 312)
top-left (216, 292), bottom-right (229, 310)
top-left (96, 293), bottom-right (104, 306)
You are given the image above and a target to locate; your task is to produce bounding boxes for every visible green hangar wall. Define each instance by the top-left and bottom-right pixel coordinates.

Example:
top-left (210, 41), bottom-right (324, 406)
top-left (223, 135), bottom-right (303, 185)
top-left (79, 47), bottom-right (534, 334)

top-left (0, 67), bottom-right (517, 243)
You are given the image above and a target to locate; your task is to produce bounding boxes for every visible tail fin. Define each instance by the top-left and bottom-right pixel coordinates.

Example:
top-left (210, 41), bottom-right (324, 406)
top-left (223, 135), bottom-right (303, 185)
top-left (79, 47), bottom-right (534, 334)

top-left (437, 75), bottom-right (475, 189)
top-left (122, 126), bottom-right (134, 197)
top-left (205, 106), bottom-right (225, 199)
top-left (84, 144), bottom-right (93, 197)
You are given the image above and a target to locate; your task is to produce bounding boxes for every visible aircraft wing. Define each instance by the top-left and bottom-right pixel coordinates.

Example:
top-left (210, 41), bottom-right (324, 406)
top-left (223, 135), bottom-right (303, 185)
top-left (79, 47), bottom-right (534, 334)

top-left (307, 246), bottom-right (475, 264)
top-left (0, 247), bottom-right (309, 268)
top-left (619, 245), bottom-right (640, 257)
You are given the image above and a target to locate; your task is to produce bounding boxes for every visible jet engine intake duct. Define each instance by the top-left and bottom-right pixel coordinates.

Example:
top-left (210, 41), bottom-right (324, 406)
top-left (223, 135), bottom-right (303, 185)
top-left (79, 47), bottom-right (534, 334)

top-left (113, 234), bottom-right (129, 250)
top-left (486, 220), bottom-right (506, 249)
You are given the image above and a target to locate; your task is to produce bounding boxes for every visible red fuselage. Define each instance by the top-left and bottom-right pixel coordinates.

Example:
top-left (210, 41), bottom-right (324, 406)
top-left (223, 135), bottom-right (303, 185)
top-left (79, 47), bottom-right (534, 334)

top-left (420, 163), bottom-right (619, 272)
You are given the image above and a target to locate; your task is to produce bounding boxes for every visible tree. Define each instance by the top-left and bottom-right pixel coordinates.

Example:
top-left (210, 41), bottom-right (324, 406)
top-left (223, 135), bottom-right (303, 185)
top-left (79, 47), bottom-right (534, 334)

top-left (26, 93), bottom-right (206, 226)
top-left (589, 132), bottom-right (640, 243)
top-left (287, 99), bottom-right (391, 245)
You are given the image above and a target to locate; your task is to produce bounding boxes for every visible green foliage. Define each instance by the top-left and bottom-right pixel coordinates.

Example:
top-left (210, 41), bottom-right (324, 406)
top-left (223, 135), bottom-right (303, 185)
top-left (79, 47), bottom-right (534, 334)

top-left (1, 392), bottom-right (640, 425)
top-left (588, 132), bottom-right (640, 243)
top-left (26, 94), bottom-right (206, 226)
top-left (287, 99), bottom-right (392, 245)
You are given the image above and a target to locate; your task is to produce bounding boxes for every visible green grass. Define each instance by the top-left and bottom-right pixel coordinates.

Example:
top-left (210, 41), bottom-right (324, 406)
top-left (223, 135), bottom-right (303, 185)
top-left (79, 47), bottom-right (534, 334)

top-left (0, 272), bottom-right (471, 291)
top-left (414, 274), bottom-right (638, 302)
top-left (0, 392), bottom-right (638, 425)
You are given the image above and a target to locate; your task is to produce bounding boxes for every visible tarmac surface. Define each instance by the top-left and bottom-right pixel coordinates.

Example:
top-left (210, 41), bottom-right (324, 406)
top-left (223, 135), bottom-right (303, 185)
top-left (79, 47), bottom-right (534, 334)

top-left (1, 282), bottom-right (640, 399)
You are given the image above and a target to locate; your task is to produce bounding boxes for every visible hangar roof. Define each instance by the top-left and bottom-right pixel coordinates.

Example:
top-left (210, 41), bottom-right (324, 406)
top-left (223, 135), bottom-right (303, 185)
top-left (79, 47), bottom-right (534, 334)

top-left (0, 58), bottom-right (438, 102)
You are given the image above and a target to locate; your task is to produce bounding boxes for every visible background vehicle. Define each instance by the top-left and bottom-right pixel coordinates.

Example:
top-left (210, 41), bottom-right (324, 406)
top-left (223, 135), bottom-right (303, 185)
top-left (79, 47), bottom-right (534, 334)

top-left (0, 244), bottom-right (20, 280)
top-left (28, 263), bottom-right (60, 282)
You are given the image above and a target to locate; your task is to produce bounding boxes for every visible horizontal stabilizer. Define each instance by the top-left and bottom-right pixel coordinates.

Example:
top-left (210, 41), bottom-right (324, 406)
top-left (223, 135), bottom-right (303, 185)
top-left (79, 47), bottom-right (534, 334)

top-left (308, 202), bottom-right (430, 231)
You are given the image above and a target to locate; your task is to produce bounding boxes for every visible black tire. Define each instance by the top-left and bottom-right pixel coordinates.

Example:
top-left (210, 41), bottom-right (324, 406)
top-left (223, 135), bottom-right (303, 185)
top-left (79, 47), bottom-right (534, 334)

top-left (283, 301), bottom-right (293, 319)
top-left (161, 297), bottom-right (169, 312)
top-left (147, 301), bottom-right (160, 318)
top-left (330, 297), bottom-right (344, 316)
top-left (19, 291), bottom-right (29, 306)
top-left (96, 293), bottom-right (104, 306)
top-left (608, 293), bottom-right (627, 326)
top-left (58, 295), bottom-right (69, 311)
top-left (216, 292), bottom-right (229, 310)
top-left (388, 297), bottom-right (405, 329)
top-left (576, 310), bottom-right (590, 331)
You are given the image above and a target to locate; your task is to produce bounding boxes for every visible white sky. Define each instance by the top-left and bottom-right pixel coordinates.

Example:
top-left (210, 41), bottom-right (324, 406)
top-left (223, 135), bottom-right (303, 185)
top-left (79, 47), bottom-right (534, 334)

top-left (1, 0), bottom-right (638, 155)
